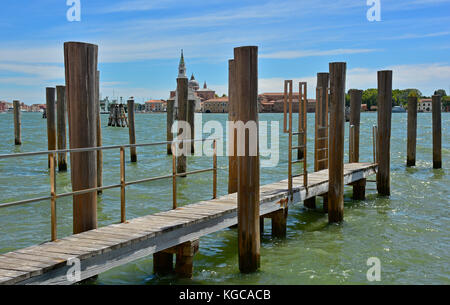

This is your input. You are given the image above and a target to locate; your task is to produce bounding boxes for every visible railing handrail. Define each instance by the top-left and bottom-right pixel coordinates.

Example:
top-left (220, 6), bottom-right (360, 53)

top-left (0, 137), bottom-right (220, 242)
top-left (0, 137), bottom-right (220, 160)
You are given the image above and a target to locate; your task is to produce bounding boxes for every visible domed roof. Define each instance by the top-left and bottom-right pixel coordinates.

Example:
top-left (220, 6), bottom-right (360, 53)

top-left (188, 73), bottom-right (199, 88)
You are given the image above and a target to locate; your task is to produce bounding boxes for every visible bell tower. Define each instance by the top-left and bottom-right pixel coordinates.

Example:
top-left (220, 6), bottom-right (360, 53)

top-left (178, 49), bottom-right (187, 78)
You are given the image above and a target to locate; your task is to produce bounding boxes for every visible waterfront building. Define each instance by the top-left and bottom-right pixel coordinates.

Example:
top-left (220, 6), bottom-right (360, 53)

top-left (201, 97), bottom-right (228, 113)
top-left (258, 93), bottom-right (316, 113)
top-left (145, 100), bottom-right (167, 112)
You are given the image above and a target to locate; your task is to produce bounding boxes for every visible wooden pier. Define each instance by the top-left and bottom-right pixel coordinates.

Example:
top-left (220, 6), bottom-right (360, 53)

top-left (0, 162), bottom-right (376, 285)
top-left (1, 43), bottom-right (394, 285)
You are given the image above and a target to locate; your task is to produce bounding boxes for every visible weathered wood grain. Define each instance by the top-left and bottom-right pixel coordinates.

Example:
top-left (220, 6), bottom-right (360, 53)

top-left (407, 96), bottom-right (417, 167)
top-left (328, 62), bottom-right (346, 223)
top-left (376, 70), bottom-right (392, 196)
top-left (64, 41), bottom-right (98, 234)
top-left (235, 46), bottom-right (260, 273)
top-left (432, 95), bottom-right (442, 169)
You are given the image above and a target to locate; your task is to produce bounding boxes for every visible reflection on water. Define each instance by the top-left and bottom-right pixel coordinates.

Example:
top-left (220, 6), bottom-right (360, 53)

top-left (0, 112), bottom-right (448, 284)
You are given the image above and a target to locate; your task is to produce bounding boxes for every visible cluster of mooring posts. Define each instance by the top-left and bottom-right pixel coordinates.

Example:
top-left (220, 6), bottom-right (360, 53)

top-left (0, 43), bottom-right (444, 285)
top-left (108, 103), bottom-right (129, 127)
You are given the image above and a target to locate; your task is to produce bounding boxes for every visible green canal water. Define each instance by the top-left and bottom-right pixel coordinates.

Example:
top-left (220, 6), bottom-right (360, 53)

top-left (0, 112), bottom-right (448, 284)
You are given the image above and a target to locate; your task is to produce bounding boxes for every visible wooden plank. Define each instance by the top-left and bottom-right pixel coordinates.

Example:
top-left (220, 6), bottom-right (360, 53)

top-left (2, 252), bottom-right (65, 266)
top-left (0, 268), bottom-right (30, 281)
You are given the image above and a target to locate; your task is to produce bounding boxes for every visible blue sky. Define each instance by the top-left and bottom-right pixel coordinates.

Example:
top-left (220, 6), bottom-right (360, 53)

top-left (1, 0), bottom-right (450, 104)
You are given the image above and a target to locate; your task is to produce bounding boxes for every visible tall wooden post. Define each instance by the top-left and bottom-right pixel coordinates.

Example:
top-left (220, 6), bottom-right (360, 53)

top-left (64, 41), bottom-right (98, 234)
top-left (56, 86), bottom-right (67, 171)
top-left (315, 73), bottom-right (329, 171)
top-left (96, 71), bottom-right (103, 194)
top-left (349, 89), bottom-right (362, 163)
top-left (228, 59), bottom-right (238, 194)
top-left (46, 87), bottom-right (57, 168)
top-left (315, 73), bottom-right (329, 212)
top-left (328, 62), bottom-right (346, 223)
top-left (349, 89), bottom-right (365, 200)
top-left (406, 96), bottom-right (418, 167)
top-left (166, 100), bottom-right (174, 155)
top-left (13, 100), bottom-right (21, 145)
top-left (432, 95), bottom-right (442, 169)
top-left (176, 77), bottom-right (188, 176)
top-left (127, 99), bottom-right (137, 162)
top-left (376, 71), bottom-right (392, 196)
top-left (187, 99), bottom-right (196, 154)
top-left (235, 46), bottom-right (260, 273)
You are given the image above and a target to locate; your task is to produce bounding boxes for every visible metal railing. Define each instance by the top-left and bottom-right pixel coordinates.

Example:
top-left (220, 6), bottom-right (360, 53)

top-left (0, 138), bottom-right (218, 241)
top-left (283, 80), bottom-right (308, 197)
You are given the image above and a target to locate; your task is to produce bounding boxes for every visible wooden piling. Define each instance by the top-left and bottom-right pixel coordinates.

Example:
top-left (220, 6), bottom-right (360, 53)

top-left (235, 46), bottom-right (260, 273)
top-left (13, 100), bottom-right (21, 145)
top-left (349, 89), bottom-right (362, 163)
top-left (328, 62), bottom-right (346, 223)
top-left (432, 95), bottom-right (442, 169)
top-left (187, 99), bottom-right (195, 154)
top-left (153, 252), bottom-right (173, 275)
top-left (175, 239), bottom-right (199, 278)
top-left (228, 59), bottom-right (238, 194)
top-left (166, 100), bottom-right (174, 155)
top-left (376, 71), bottom-right (392, 196)
top-left (176, 77), bottom-right (188, 176)
top-left (406, 96), bottom-right (418, 167)
top-left (349, 89), bottom-right (365, 200)
top-left (56, 86), bottom-right (67, 171)
top-left (46, 87), bottom-right (57, 168)
top-left (96, 71), bottom-right (103, 194)
top-left (271, 208), bottom-right (288, 238)
top-left (64, 41), bottom-right (98, 234)
top-left (315, 73), bottom-right (329, 211)
top-left (127, 99), bottom-right (137, 162)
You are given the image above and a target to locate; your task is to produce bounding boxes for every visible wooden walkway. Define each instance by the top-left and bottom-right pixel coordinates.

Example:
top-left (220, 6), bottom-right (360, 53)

top-left (0, 162), bottom-right (376, 285)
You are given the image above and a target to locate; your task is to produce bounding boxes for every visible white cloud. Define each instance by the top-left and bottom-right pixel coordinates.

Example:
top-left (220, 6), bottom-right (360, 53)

top-left (260, 49), bottom-right (379, 59)
top-left (255, 63), bottom-right (450, 97)
top-left (0, 63), bottom-right (64, 80)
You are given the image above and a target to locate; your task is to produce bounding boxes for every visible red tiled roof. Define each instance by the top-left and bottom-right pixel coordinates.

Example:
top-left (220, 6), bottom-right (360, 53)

top-left (145, 100), bottom-right (165, 104)
top-left (204, 97), bottom-right (228, 103)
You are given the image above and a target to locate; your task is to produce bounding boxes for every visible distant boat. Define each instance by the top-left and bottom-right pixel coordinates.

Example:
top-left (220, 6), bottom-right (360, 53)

top-left (392, 106), bottom-right (406, 113)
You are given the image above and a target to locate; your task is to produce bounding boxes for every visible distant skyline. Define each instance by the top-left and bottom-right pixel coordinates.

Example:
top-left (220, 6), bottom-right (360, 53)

top-left (1, 0), bottom-right (450, 104)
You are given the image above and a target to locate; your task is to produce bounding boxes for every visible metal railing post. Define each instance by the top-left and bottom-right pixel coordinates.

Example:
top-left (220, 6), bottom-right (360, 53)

top-left (120, 146), bottom-right (126, 223)
top-left (49, 152), bottom-right (57, 241)
top-left (172, 142), bottom-right (177, 209)
top-left (213, 139), bottom-right (217, 199)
